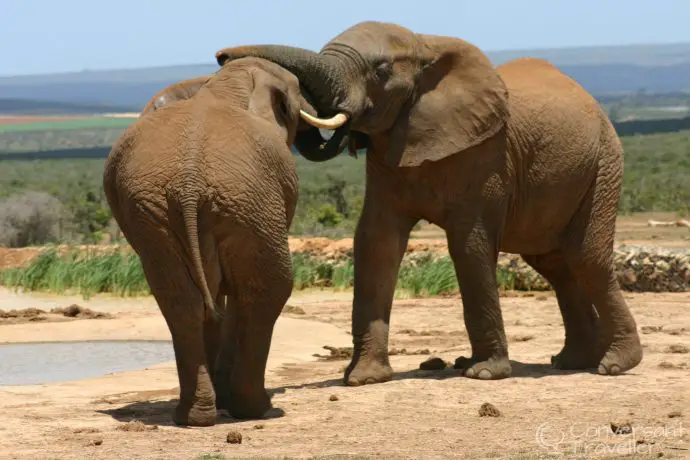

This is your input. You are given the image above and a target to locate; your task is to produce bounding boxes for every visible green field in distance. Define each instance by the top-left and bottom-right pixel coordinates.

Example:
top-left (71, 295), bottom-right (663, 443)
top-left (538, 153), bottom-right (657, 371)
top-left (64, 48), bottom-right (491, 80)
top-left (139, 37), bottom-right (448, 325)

top-left (0, 117), bottom-right (136, 134)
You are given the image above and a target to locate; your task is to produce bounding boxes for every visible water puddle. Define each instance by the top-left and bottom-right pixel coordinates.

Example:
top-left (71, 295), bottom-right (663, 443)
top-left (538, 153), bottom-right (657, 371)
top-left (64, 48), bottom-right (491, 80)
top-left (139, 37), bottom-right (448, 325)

top-left (0, 341), bottom-right (174, 386)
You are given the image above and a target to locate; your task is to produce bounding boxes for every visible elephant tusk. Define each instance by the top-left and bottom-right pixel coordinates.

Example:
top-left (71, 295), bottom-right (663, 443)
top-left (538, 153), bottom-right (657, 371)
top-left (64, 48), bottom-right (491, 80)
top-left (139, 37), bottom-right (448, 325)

top-left (299, 110), bottom-right (348, 130)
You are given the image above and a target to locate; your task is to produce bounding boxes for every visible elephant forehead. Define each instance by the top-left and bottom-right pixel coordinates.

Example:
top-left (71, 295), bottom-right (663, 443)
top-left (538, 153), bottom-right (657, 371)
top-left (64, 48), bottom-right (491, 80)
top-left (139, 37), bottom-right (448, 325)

top-left (326, 21), bottom-right (417, 58)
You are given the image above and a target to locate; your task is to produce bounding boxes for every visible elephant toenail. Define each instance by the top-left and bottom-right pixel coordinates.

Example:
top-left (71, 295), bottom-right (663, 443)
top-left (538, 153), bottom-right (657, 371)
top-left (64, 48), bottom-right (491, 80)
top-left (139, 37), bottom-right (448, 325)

top-left (597, 364), bottom-right (608, 375)
top-left (346, 378), bottom-right (361, 387)
top-left (465, 368), bottom-right (476, 378)
top-left (608, 364), bottom-right (621, 376)
top-left (478, 369), bottom-right (493, 380)
top-left (364, 377), bottom-right (376, 384)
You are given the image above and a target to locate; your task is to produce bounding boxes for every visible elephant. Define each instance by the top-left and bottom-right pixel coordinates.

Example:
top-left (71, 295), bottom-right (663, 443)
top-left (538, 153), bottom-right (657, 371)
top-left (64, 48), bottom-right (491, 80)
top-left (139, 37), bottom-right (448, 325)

top-left (139, 75), bottom-right (210, 115)
top-left (103, 57), bottom-right (322, 426)
top-left (213, 20), bottom-right (643, 385)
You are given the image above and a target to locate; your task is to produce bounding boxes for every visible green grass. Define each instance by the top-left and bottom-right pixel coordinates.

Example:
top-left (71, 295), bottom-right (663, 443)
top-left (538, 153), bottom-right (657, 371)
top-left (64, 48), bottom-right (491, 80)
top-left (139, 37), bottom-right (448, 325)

top-left (0, 248), bottom-right (148, 299)
top-left (0, 117), bottom-right (135, 133)
top-left (0, 128), bottom-right (127, 153)
top-left (0, 247), bottom-right (521, 298)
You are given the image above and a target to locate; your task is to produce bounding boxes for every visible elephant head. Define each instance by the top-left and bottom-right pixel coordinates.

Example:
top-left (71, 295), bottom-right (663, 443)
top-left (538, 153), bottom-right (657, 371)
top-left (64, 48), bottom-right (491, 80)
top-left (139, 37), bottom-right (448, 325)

top-left (214, 21), bottom-right (510, 166)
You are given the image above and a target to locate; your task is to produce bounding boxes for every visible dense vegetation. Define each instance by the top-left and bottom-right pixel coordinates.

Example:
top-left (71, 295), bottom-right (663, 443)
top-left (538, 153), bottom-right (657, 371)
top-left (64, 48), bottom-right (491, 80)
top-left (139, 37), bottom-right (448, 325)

top-left (1, 126), bottom-right (689, 246)
top-left (0, 247), bottom-right (518, 298)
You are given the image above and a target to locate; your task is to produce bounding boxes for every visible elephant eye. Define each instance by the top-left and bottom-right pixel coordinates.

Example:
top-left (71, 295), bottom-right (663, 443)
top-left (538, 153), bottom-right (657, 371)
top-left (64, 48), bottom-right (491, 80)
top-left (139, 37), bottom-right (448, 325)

top-left (375, 61), bottom-right (391, 79)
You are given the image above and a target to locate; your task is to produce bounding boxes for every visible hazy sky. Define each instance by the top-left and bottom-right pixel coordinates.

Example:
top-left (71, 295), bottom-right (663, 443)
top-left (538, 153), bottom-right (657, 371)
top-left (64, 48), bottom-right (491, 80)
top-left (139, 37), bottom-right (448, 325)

top-left (2, 0), bottom-right (689, 76)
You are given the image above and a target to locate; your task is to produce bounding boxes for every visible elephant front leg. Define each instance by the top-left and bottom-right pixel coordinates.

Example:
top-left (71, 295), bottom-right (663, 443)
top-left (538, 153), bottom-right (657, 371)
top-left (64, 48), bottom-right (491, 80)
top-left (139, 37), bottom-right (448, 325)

top-left (344, 203), bottom-right (416, 386)
top-left (447, 225), bottom-right (511, 380)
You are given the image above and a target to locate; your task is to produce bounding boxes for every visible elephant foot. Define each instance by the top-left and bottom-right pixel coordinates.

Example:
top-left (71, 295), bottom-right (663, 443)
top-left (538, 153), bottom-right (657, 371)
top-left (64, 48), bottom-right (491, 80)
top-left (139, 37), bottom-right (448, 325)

top-left (344, 357), bottom-right (393, 386)
top-left (550, 344), bottom-right (600, 370)
top-left (221, 390), bottom-right (272, 420)
top-left (453, 355), bottom-right (511, 380)
top-left (597, 333), bottom-right (643, 376)
top-left (173, 400), bottom-right (217, 427)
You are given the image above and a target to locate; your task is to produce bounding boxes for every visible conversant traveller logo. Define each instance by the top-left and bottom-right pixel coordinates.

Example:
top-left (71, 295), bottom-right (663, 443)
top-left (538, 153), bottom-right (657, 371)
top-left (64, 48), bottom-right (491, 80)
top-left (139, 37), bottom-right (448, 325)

top-left (535, 420), bottom-right (686, 456)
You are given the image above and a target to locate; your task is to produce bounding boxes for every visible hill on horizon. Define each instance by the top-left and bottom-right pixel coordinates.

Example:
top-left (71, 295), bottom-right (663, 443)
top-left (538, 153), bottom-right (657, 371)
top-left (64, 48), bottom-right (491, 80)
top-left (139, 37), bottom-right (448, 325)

top-left (1, 42), bottom-right (690, 113)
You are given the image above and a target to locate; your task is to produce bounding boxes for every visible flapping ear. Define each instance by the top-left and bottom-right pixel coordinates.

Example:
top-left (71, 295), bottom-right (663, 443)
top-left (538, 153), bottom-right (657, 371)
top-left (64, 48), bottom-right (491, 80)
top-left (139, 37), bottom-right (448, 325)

top-left (388, 35), bottom-right (509, 167)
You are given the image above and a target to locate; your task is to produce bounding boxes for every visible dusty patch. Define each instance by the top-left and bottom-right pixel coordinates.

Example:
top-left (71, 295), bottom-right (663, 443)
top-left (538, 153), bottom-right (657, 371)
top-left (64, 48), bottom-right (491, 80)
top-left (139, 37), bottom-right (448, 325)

top-left (281, 304), bottom-right (306, 315)
top-left (116, 420), bottom-right (158, 432)
top-left (0, 305), bottom-right (112, 325)
top-left (665, 344), bottom-right (690, 354)
top-left (0, 288), bottom-right (688, 458)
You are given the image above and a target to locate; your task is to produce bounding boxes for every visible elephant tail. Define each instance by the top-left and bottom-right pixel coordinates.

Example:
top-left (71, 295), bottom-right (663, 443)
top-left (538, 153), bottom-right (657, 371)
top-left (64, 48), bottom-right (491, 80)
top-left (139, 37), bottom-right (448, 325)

top-left (181, 197), bottom-right (220, 322)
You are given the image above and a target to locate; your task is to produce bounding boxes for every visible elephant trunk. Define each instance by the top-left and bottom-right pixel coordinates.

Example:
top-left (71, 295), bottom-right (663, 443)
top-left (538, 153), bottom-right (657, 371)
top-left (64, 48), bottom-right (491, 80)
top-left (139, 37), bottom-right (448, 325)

top-left (215, 45), bottom-right (346, 116)
top-left (215, 45), bottom-right (352, 161)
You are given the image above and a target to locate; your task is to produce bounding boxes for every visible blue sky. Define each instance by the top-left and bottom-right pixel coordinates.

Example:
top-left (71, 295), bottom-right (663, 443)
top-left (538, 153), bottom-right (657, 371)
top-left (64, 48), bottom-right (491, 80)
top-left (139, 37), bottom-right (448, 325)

top-left (2, 0), bottom-right (689, 76)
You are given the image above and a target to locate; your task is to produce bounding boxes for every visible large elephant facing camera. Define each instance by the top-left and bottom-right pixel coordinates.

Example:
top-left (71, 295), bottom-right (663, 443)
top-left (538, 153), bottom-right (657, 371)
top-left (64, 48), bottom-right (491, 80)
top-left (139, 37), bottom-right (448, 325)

top-left (215, 21), bottom-right (643, 385)
top-left (103, 57), bottom-right (324, 426)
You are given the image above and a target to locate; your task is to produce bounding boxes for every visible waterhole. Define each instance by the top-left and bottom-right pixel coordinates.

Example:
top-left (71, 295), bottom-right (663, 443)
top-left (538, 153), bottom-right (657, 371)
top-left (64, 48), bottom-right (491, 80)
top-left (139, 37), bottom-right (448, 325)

top-left (0, 341), bottom-right (174, 386)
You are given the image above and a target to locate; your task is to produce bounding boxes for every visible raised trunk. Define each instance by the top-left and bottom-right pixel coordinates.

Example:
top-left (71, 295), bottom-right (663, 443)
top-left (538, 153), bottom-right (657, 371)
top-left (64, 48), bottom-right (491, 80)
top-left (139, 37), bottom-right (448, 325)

top-left (216, 45), bottom-right (353, 162)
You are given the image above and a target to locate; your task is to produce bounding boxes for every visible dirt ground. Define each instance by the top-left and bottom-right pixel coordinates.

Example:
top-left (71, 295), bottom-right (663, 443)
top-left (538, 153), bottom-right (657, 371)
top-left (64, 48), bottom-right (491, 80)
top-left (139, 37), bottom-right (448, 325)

top-left (0, 283), bottom-right (688, 459)
top-left (0, 215), bottom-right (688, 459)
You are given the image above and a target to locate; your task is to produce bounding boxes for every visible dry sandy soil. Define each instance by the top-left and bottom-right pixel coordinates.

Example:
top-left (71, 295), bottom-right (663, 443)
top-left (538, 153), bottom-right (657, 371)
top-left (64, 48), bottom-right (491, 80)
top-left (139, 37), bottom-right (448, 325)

top-left (0, 216), bottom-right (688, 459)
top-left (0, 284), bottom-right (688, 459)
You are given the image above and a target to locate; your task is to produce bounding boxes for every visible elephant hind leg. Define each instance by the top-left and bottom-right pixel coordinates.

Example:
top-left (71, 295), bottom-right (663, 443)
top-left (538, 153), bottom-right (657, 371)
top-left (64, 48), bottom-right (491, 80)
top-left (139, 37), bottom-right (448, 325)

top-left (522, 251), bottom-right (600, 370)
top-left (122, 209), bottom-right (221, 427)
top-left (559, 163), bottom-right (642, 375)
top-left (136, 249), bottom-right (219, 427)
top-left (213, 230), bottom-right (294, 419)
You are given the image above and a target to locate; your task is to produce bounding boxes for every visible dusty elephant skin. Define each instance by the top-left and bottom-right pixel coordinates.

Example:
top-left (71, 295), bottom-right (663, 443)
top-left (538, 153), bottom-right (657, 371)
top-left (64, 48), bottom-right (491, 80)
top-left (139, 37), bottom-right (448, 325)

top-left (103, 57), bottom-right (308, 426)
top-left (215, 21), bottom-right (643, 385)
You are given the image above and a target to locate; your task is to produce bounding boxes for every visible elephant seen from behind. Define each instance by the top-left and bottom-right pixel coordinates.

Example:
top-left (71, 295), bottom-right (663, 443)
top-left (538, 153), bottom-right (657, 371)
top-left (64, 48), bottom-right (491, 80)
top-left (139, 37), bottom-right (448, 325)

top-left (214, 21), bottom-right (643, 385)
top-left (103, 57), bottom-right (324, 426)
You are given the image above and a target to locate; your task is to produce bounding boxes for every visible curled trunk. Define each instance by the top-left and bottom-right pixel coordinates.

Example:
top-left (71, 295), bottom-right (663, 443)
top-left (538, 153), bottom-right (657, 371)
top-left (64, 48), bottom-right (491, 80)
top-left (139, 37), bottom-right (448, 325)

top-left (215, 45), bottom-right (352, 161)
top-left (215, 45), bottom-right (345, 115)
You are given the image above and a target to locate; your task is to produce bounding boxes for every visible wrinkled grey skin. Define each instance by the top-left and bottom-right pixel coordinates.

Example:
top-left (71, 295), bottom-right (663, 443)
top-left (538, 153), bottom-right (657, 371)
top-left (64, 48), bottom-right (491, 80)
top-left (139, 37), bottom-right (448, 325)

top-left (214, 21), bottom-right (643, 386)
top-left (103, 57), bottom-right (305, 426)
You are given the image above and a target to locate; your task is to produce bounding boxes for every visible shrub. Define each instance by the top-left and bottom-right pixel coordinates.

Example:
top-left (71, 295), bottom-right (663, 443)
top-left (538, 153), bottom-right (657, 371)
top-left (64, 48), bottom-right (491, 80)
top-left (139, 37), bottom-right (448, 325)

top-left (0, 191), bottom-right (72, 247)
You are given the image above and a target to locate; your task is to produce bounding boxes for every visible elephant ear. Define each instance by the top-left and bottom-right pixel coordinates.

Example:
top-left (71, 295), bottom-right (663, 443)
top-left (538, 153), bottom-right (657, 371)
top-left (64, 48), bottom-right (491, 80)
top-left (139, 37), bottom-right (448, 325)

top-left (388, 36), bottom-right (509, 167)
top-left (140, 76), bottom-right (211, 116)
